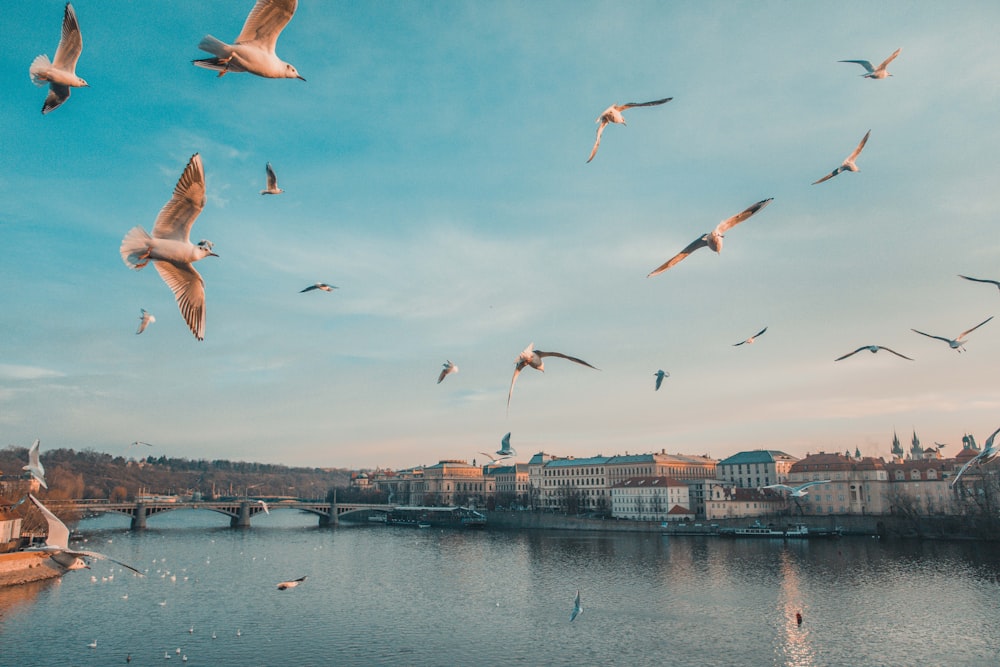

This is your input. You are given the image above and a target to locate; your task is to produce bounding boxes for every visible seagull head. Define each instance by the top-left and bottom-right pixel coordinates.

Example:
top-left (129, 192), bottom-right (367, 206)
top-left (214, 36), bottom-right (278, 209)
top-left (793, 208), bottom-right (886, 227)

top-left (196, 240), bottom-right (219, 258)
top-left (285, 64), bottom-right (305, 81)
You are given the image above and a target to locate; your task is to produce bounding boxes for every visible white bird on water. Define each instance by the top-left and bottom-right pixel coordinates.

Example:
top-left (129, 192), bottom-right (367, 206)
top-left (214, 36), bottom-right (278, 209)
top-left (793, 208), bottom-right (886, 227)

top-left (570, 590), bottom-right (583, 622)
top-left (647, 198), bottom-right (773, 277)
top-left (587, 97), bottom-right (672, 163)
top-left (23, 439), bottom-right (47, 489)
top-left (437, 360), bottom-right (458, 384)
top-left (260, 162), bottom-right (283, 195)
top-left (654, 370), bottom-right (669, 391)
top-left (839, 47), bottom-right (901, 79)
top-left (300, 283), bottom-right (337, 293)
top-left (137, 309), bottom-right (156, 335)
top-left (120, 154), bottom-right (217, 341)
top-left (733, 327), bottom-right (768, 347)
top-left (812, 130), bottom-right (871, 185)
top-left (507, 342), bottom-right (599, 412)
top-left (87, 640), bottom-right (97, 649)
top-left (762, 480), bottom-right (831, 498)
top-left (193, 0), bottom-right (305, 80)
top-left (911, 316), bottom-right (993, 352)
top-left (951, 426), bottom-right (1000, 488)
top-left (277, 576), bottom-right (307, 590)
top-left (29, 2), bottom-right (88, 114)
top-left (834, 345), bottom-right (913, 361)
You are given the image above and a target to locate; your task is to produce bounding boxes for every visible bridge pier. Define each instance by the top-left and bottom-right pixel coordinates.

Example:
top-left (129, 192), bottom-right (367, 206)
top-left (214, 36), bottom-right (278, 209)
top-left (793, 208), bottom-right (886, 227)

top-left (130, 503), bottom-right (147, 531)
top-left (230, 501), bottom-right (252, 528)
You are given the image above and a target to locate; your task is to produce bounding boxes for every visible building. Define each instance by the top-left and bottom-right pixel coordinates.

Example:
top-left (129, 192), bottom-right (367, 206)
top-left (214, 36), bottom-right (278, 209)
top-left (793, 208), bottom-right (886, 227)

top-left (526, 452), bottom-right (556, 509)
top-left (538, 456), bottom-right (610, 512)
top-left (420, 460), bottom-right (491, 507)
top-left (605, 451), bottom-right (718, 486)
top-left (787, 452), bottom-right (889, 515)
top-left (610, 476), bottom-right (691, 521)
top-left (490, 463), bottom-right (530, 508)
top-left (716, 450), bottom-right (798, 488)
top-left (704, 485), bottom-right (785, 520)
top-left (883, 458), bottom-right (957, 515)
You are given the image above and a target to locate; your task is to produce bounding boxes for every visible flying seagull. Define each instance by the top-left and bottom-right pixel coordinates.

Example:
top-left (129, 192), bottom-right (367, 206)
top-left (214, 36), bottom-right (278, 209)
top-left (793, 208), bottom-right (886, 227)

top-left (570, 590), bottom-right (583, 622)
top-left (839, 47), bottom-right (901, 79)
top-left (647, 198), bottom-right (773, 277)
top-left (120, 154), bottom-right (217, 341)
top-left (260, 162), bottom-right (283, 195)
top-left (587, 97), bottom-right (672, 163)
top-left (762, 480), bottom-right (831, 497)
top-left (193, 0), bottom-right (305, 80)
top-left (437, 360), bottom-right (458, 384)
top-left (733, 327), bottom-right (768, 346)
top-left (654, 370), bottom-right (669, 391)
top-left (507, 342), bottom-right (598, 412)
top-left (478, 452), bottom-right (512, 467)
top-left (29, 2), bottom-right (88, 114)
top-left (26, 495), bottom-right (143, 575)
top-left (950, 426), bottom-right (1000, 488)
top-left (300, 283), bottom-right (337, 293)
top-left (130, 441), bottom-right (153, 448)
top-left (812, 130), bottom-right (871, 185)
top-left (834, 345), bottom-right (913, 361)
top-left (23, 439), bottom-right (47, 489)
top-left (958, 275), bottom-right (1000, 292)
top-left (496, 432), bottom-right (515, 457)
top-left (257, 499), bottom-right (270, 515)
top-left (136, 309), bottom-right (156, 335)
top-left (277, 575), bottom-right (307, 590)
top-left (911, 316), bottom-right (993, 352)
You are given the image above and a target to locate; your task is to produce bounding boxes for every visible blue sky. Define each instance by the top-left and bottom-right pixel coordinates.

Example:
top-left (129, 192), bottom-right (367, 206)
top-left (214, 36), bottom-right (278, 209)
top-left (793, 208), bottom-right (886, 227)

top-left (3, 1), bottom-right (1000, 470)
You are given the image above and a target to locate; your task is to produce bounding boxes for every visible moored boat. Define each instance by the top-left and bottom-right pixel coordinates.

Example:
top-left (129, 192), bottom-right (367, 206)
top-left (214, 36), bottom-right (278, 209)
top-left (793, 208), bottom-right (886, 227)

top-left (719, 520), bottom-right (841, 539)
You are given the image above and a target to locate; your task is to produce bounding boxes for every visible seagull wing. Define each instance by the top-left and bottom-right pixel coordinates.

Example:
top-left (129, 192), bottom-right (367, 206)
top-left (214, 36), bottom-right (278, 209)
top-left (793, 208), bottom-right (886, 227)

top-left (911, 329), bottom-right (952, 345)
top-left (535, 350), bottom-right (599, 370)
top-left (812, 168), bottom-right (842, 185)
top-left (647, 235), bottom-right (709, 277)
top-left (437, 362), bottom-right (455, 384)
top-left (878, 346), bottom-right (913, 360)
top-left (619, 97), bottom-right (673, 110)
top-left (957, 316), bottom-right (993, 340)
top-left (265, 162), bottom-right (278, 189)
top-left (152, 154), bottom-right (206, 243)
top-left (839, 59), bottom-right (875, 73)
top-left (29, 494), bottom-right (69, 550)
top-left (958, 275), bottom-right (1000, 288)
top-left (507, 361), bottom-right (528, 412)
top-left (761, 484), bottom-right (794, 493)
top-left (714, 198), bottom-right (773, 235)
top-left (877, 47), bottom-right (902, 71)
top-left (754, 326), bottom-right (768, 339)
top-left (797, 480), bottom-right (831, 491)
top-left (42, 85), bottom-right (71, 115)
top-left (68, 549), bottom-right (144, 576)
top-left (587, 120), bottom-right (608, 163)
top-left (846, 130), bottom-right (871, 162)
top-left (153, 261), bottom-right (206, 341)
top-left (834, 346), bottom-right (868, 361)
top-left (237, 0), bottom-right (298, 52)
top-left (655, 372), bottom-right (664, 390)
top-left (570, 590), bottom-right (582, 622)
top-left (951, 455), bottom-right (979, 488)
top-left (300, 284), bottom-right (319, 292)
top-left (52, 3), bottom-right (83, 71)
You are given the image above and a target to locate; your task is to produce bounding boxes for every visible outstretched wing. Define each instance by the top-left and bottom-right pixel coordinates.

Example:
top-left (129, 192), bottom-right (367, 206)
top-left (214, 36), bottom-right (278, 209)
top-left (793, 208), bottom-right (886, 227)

top-left (958, 275), bottom-right (1000, 288)
top-left (29, 494), bottom-right (69, 550)
top-left (619, 97), bottom-right (673, 110)
top-left (839, 59), bottom-right (875, 73)
top-left (878, 346), bottom-right (913, 360)
top-left (265, 162), bottom-right (279, 189)
top-left (715, 198), bottom-right (773, 235)
top-left (535, 350), bottom-right (598, 370)
top-left (237, 0), bottom-right (298, 51)
top-left (68, 549), bottom-right (144, 576)
top-left (834, 346), bottom-right (868, 361)
top-left (647, 235), bottom-right (709, 277)
top-left (877, 47), bottom-right (902, 71)
top-left (846, 130), bottom-right (871, 162)
top-left (812, 168), bottom-right (842, 185)
top-left (53, 2), bottom-right (83, 71)
top-left (153, 261), bottom-right (206, 341)
top-left (958, 316), bottom-right (993, 339)
top-left (587, 120), bottom-right (608, 163)
top-left (911, 328), bottom-right (952, 344)
top-left (152, 154), bottom-right (206, 243)
top-left (761, 484), bottom-right (794, 493)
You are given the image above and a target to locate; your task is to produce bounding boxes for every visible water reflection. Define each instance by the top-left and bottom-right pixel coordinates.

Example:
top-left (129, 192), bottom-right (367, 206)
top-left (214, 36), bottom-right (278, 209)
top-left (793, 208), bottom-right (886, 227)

top-left (776, 549), bottom-right (816, 667)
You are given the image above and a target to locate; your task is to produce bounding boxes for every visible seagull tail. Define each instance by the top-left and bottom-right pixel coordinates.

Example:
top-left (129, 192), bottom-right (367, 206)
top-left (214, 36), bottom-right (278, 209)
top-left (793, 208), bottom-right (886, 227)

top-left (29, 55), bottom-right (51, 86)
top-left (120, 226), bottom-right (153, 270)
top-left (196, 35), bottom-right (231, 59)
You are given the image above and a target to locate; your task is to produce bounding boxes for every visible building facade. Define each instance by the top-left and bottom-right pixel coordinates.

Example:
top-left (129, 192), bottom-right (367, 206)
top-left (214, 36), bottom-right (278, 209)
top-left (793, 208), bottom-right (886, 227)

top-left (716, 450), bottom-right (798, 488)
top-left (610, 476), bottom-right (691, 521)
top-left (787, 452), bottom-right (890, 515)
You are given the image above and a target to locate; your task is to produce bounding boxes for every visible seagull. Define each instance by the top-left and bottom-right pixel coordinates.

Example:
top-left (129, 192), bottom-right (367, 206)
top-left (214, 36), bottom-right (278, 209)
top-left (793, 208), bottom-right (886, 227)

top-left (958, 275), bottom-right (1000, 292)
top-left (25, 495), bottom-right (143, 575)
top-left (130, 441), bottom-right (153, 448)
top-left (437, 360), bottom-right (458, 384)
top-left (29, 2), bottom-right (88, 114)
top-left (951, 426), bottom-right (1000, 487)
top-left (257, 499), bottom-right (270, 515)
top-left (22, 439), bottom-right (47, 489)
top-left (277, 575), bottom-right (307, 590)
top-left (570, 590), bottom-right (583, 622)
top-left (839, 47), bottom-right (901, 79)
top-left (478, 453), bottom-right (512, 467)
top-left (587, 97), bottom-right (672, 163)
top-left (193, 0), bottom-right (305, 80)
top-left (136, 309), bottom-right (156, 335)
top-left (260, 162), bottom-right (283, 195)
top-left (87, 640), bottom-right (97, 649)
top-left (762, 480), bottom-right (831, 497)
top-left (911, 316), bottom-right (993, 352)
top-left (654, 370), bottom-right (669, 391)
top-left (300, 283), bottom-right (337, 293)
top-left (812, 130), bottom-right (871, 185)
top-left (647, 198), bottom-right (773, 276)
top-left (496, 432), bottom-right (515, 457)
top-left (120, 154), bottom-right (216, 341)
top-left (733, 327), bottom-right (768, 346)
top-left (834, 345), bottom-right (913, 361)
top-left (507, 342), bottom-right (599, 412)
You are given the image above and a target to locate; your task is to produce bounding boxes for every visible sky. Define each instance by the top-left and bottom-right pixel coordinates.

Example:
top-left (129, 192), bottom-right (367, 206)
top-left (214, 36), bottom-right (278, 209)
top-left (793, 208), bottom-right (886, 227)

top-left (3, 1), bottom-right (1000, 471)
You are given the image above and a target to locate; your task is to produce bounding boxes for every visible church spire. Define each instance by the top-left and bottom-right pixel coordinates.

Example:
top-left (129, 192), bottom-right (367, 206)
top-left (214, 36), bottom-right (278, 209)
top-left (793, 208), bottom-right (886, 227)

top-left (891, 430), bottom-right (904, 459)
top-left (910, 430), bottom-right (922, 459)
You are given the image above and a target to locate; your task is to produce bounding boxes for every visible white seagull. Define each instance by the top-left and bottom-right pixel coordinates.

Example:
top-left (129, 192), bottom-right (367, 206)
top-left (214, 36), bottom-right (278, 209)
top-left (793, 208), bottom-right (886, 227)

top-left (507, 342), bottom-right (599, 412)
top-left (257, 499), bottom-right (270, 515)
top-left (130, 441), bottom-right (153, 448)
top-left (437, 360), bottom-right (458, 384)
top-left (300, 283), bottom-right (337, 293)
top-left (958, 275), bottom-right (1000, 293)
top-left (478, 453), bottom-right (512, 467)
top-left (835, 345), bottom-right (913, 361)
top-left (654, 370), bottom-right (669, 391)
top-left (911, 316), bottom-right (993, 353)
top-left (260, 162), bottom-right (283, 195)
top-left (137, 309), bottom-right (156, 335)
top-left (120, 154), bottom-right (216, 341)
top-left (839, 48), bottom-right (901, 79)
top-left (496, 432), bottom-right (515, 457)
top-left (950, 426), bottom-right (1000, 488)
top-left (647, 198), bottom-right (773, 277)
top-left (570, 590), bottom-right (583, 622)
top-left (193, 0), bottom-right (305, 80)
top-left (88, 640), bottom-right (97, 649)
top-left (23, 439), bottom-right (47, 489)
top-left (277, 575), bottom-right (307, 590)
top-left (26, 495), bottom-right (143, 575)
top-left (762, 480), bottom-right (831, 498)
top-left (733, 327), bottom-right (768, 346)
top-left (29, 2), bottom-right (88, 114)
top-left (812, 130), bottom-right (871, 185)
top-left (587, 97), bottom-right (672, 163)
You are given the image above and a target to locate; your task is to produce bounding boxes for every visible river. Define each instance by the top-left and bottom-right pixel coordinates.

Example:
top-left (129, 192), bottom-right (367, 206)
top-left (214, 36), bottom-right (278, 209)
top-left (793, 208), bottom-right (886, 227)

top-left (1, 509), bottom-right (999, 667)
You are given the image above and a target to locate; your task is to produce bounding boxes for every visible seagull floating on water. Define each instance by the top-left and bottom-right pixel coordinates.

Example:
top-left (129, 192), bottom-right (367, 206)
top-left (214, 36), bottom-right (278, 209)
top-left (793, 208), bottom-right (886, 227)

top-left (300, 283), bottom-right (337, 293)
top-left (958, 275), bottom-right (1000, 293)
top-left (193, 0), bottom-right (305, 80)
top-left (120, 154), bottom-right (216, 341)
top-left (647, 198), bottom-right (773, 276)
top-left (654, 370), bottom-right (669, 391)
top-left (835, 345), bottom-right (913, 361)
top-left (277, 575), bottom-right (307, 590)
top-left (87, 640), bottom-right (97, 649)
top-left (260, 162), bottom-right (284, 195)
top-left (762, 480), bottom-right (831, 497)
top-left (839, 48), bottom-right (901, 79)
top-left (734, 327), bottom-right (768, 346)
top-left (587, 97), bottom-right (672, 163)
top-left (570, 590), bottom-right (583, 622)
top-left (812, 130), bottom-right (871, 185)
top-left (136, 309), bottom-right (156, 335)
top-left (911, 316), bottom-right (993, 352)
top-left (507, 342), bottom-right (598, 412)
top-left (23, 439), bottom-right (47, 489)
top-left (951, 426), bottom-right (1000, 488)
top-left (29, 2), bottom-right (88, 114)
top-left (437, 360), bottom-right (458, 384)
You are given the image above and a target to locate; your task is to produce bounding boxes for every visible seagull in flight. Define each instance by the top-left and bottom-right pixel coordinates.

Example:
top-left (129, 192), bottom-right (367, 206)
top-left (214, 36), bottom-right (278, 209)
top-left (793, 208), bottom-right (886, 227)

top-left (260, 162), bottom-right (283, 195)
top-left (26, 495), bottom-right (143, 575)
top-left (277, 575), bottom-right (307, 590)
top-left (835, 345), bottom-right (913, 361)
top-left (654, 370), bottom-right (669, 391)
top-left (23, 439), bottom-right (47, 489)
top-left (647, 198), bottom-right (773, 277)
top-left (950, 426), bottom-right (1000, 488)
top-left (733, 327), bottom-right (768, 346)
top-left (478, 452), bottom-right (512, 467)
top-left (136, 309), bottom-right (156, 335)
top-left (839, 47), bottom-right (901, 79)
top-left (812, 130), bottom-right (871, 185)
top-left (958, 275), bottom-right (1000, 293)
top-left (130, 441), bottom-right (153, 448)
top-left (300, 283), bottom-right (337, 293)
top-left (570, 590), bottom-right (583, 622)
top-left (120, 154), bottom-right (217, 341)
top-left (496, 432), bottom-right (515, 457)
top-left (437, 360), bottom-right (458, 384)
top-left (29, 2), bottom-right (88, 114)
top-left (587, 97), bottom-right (672, 163)
top-left (507, 342), bottom-right (598, 412)
top-left (257, 500), bottom-right (270, 515)
top-left (762, 480), bottom-right (831, 497)
top-left (193, 0), bottom-right (305, 80)
top-left (911, 316), bottom-right (993, 352)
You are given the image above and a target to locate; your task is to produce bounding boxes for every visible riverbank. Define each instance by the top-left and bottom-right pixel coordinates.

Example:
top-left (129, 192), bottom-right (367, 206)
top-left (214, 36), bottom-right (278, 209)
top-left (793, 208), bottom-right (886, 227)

top-left (0, 551), bottom-right (63, 587)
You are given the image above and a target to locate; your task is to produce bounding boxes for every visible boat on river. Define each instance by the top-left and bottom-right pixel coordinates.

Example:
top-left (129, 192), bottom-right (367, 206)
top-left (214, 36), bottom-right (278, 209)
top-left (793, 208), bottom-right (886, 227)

top-left (379, 506), bottom-right (486, 529)
top-left (719, 520), bottom-right (841, 539)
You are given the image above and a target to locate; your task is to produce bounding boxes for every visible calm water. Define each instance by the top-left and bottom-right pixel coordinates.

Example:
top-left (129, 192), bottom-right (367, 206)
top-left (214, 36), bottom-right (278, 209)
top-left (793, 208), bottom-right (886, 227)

top-left (2, 510), bottom-right (999, 667)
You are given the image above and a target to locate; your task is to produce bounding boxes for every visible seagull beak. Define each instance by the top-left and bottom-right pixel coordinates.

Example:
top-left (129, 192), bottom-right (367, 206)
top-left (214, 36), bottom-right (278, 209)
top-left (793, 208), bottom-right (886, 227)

top-left (210, 252), bottom-right (219, 257)
top-left (297, 75), bottom-right (306, 81)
